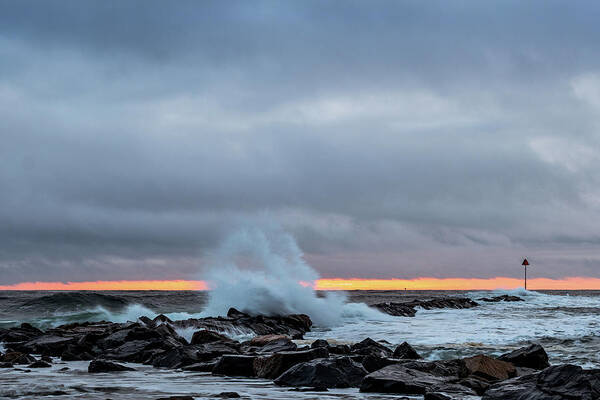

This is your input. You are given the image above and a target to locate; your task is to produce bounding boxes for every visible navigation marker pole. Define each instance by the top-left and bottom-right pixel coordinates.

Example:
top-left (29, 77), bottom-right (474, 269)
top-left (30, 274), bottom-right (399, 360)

top-left (522, 258), bottom-right (530, 290)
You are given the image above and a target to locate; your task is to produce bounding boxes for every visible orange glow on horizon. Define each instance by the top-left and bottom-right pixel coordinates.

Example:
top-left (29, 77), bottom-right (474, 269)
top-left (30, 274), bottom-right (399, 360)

top-left (0, 280), bottom-right (208, 291)
top-left (1, 277), bottom-right (600, 290)
top-left (315, 277), bottom-right (600, 291)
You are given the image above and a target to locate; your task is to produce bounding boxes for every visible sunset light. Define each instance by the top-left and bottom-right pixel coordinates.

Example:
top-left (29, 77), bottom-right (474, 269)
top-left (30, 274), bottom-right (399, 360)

top-left (1, 277), bottom-right (599, 291)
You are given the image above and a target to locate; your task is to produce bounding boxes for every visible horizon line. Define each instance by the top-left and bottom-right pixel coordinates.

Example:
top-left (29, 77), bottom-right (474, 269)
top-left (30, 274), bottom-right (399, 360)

top-left (1, 276), bottom-right (600, 291)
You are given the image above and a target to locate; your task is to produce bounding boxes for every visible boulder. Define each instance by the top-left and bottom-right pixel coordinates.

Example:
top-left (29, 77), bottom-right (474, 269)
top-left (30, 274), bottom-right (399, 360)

top-left (399, 359), bottom-right (468, 378)
top-left (498, 344), bottom-right (550, 370)
top-left (393, 342), bottom-right (422, 359)
top-left (350, 338), bottom-right (393, 357)
top-left (212, 354), bottom-right (257, 377)
top-left (18, 335), bottom-right (76, 356)
top-left (191, 330), bottom-right (235, 345)
top-left (254, 347), bottom-right (329, 379)
top-left (328, 344), bottom-right (351, 354)
top-left (182, 360), bottom-right (219, 372)
top-left (361, 355), bottom-right (399, 373)
top-left (27, 360), bottom-right (51, 368)
top-left (310, 339), bottom-right (329, 349)
top-left (372, 302), bottom-right (417, 317)
top-left (243, 335), bottom-right (297, 353)
top-left (483, 364), bottom-right (600, 400)
top-left (360, 364), bottom-right (448, 394)
top-left (479, 295), bottom-right (524, 302)
top-left (463, 354), bottom-right (516, 381)
top-left (274, 357), bottom-right (368, 388)
top-left (0, 351), bottom-right (36, 365)
top-left (0, 362), bottom-right (13, 368)
top-left (1, 323), bottom-right (44, 342)
top-left (88, 359), bottom-right (135, 373)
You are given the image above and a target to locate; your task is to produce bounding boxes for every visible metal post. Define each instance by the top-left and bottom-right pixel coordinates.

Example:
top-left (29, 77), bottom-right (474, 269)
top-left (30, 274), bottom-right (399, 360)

top-left (524, 266), bottom-right (527, 290)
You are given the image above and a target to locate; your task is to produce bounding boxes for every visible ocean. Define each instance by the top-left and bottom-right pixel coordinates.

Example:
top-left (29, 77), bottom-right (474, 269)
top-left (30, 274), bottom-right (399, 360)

top-left (1, 289), bottom-right (599, 399)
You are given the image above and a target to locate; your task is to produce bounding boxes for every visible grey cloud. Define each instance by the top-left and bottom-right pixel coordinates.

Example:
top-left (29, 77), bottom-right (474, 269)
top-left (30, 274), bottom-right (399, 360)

top-left (1, 1), bottom-right (600, 284)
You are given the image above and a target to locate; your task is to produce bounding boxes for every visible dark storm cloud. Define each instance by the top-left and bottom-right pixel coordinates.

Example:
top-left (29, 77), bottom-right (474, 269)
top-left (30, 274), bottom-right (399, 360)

top-left (1, 0), bottom-right (600, 284)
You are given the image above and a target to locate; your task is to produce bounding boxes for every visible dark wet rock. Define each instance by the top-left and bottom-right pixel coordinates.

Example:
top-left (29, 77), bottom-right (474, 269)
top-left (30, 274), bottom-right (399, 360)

top-left (328, 344), bottom-right (351, 354)
top-left (88, 359), bottom-right (135, 373)
top-left (41, 355), bottom-right (53, 363)
top-left (191, 330), bottom-right (235, 345)
top-left (483, 364), bottom-right (600, 400)
top-left (289, 386), bottom-right (328, 392)
top-left (398, 359), bottom-right (468, 378)
top-left (393, 342), bottom-right (422, 359)
top-left (105, 339), bottom-right (160, 363)
top-left (0, 362), bottom-right (14, 368)
top-left (463, 354), bottom-right (516, 381)
top-left (361, 354), bottom-right (400, 373)
top-left (424, 393), bottom-right (451, 400)
top-left (350, 338), bottom-right (393, 357)
top-left (27, 360), bottom-right (51, 368)
top-left (151, 346), bottom-right (203, 368)
top-left (360, 364), bottom-right (447, 394)
top-left (310, 339), bottom-right (329, 348)
top-left (171, 308), bottom-right (312, 339)
top-left (373, 297), bottom-right (479, 317)
top-left (182, 360), bottom-right (219, 372)
top-left (138, 315), bottom-right (155, 327)
top-left (274, 356), bottom-right (368, 388)
top-left (360, 363), bottom-right (476, 396)
top-left (498, 343), bottom-right (550, 370)
top-left (153, 314), bottom-right (174, 324)
top-left (156, 396), bottom-right (195, 400)
top-left (254, 347), bottom-right (329, 379)
top-left (212, 354), bottom-right (257, 377)
top-left (479, 295), bottom-right (524, 302)
top-left (1, 323), bottom-right (44, 342)
top-left (17, 335), bottom-right (76, 356)
top-left (216, 392), bottom-right (241, 398)
top-left (458, 376), bottom-right (492, 396)
top-left (372, 302), bottom-right (417, 317)
top-left (0, 351), bottom-right (36, 365)
top-left (61, 349), bottom-right (94, 361)
top-left (243, 335), bottom-right (297, 353)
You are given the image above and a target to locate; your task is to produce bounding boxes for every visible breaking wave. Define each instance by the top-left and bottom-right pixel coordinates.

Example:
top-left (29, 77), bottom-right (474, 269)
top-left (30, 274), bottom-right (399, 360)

top-left (200, 226), bottom-right (389, 327)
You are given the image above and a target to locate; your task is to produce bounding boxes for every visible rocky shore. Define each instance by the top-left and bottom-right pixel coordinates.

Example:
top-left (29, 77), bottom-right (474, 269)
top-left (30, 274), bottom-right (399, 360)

top-left (1, 297), bottom-right (598, 399)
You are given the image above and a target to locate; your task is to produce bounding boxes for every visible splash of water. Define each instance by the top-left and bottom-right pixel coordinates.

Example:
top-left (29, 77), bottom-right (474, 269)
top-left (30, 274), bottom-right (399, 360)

top-left (200, 227), bottom-right (387, 326)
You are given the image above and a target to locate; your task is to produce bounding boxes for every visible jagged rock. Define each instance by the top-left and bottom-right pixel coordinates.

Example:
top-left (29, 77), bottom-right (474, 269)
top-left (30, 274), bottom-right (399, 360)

top-left (479, 295), bottom-right (524, 302)
top-left (498, 343), bottom-right (549, 370)
top-left (0, 323), bottom-right (44, 342)
top-left (216, 393), bottom-right (241, 398)
top-left (361, 355), bottom-right (400, 373)
top-left (328, 344), bottom-right (351, 354)
top-left (212, 354), bottom-right (257, 377)
top-left (350, 338), bottom-right (393, 357)
top-left (88, 359), bottom-right (135, 373)
top-left (372, 302), bottom-right (417, 317)
top-left (153, 314), bottom-right (174, 324)
top-left (0, 351), bottom-right (37, 364)
top-left (373, 297), bottom-right (479, 317)
top-left (310, 339), bottom-right (329, 348)
top-left (243, 335), bottom-right (297, 353)
top-left (191, 330), bottom-right (234, 345)
top-left (463, 354), bottom-right (516, 381)
top-left (360, 363), bottom-right (476, 396)
top-left (483, 364), bottom-right (600, 400)
top-left (398, 359), bottom-right (468, 378)
top-left (254, 347), bottom-right (329, 379)
top-left (274, 357), bottom-right (368, 388)
top-left (27, 360), bottom-right (51, 368)
top-left (151, 346), bottom-right (201, 368)
top-left (393, 342), bottom-right (422, 359)
top-left (424, 393), bottom-right (451, 400)
top-left (182, 360), bottom-right (219, 372)
top-left (360, 364), bottom-right (448, 394)
top-left (17, 335), bottom-right (76, 356)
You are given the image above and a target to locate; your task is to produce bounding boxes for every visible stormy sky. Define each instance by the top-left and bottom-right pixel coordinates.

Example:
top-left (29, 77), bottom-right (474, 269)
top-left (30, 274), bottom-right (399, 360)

top-left (2, 0), bottom-right (600, 284)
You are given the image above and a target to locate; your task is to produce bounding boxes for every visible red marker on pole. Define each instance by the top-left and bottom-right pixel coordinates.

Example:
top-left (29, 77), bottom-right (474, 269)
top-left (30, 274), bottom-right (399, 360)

top-left (522, 259), bottom-right (530, 290)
